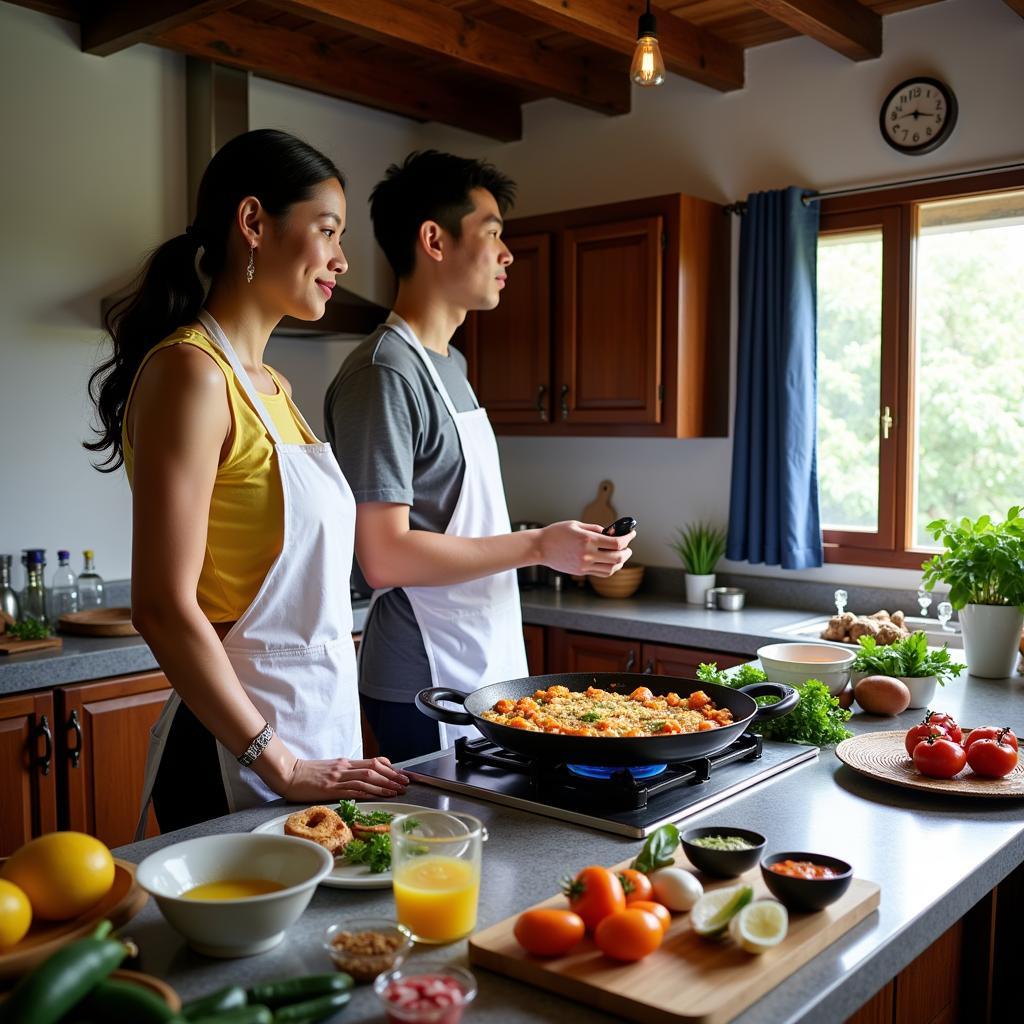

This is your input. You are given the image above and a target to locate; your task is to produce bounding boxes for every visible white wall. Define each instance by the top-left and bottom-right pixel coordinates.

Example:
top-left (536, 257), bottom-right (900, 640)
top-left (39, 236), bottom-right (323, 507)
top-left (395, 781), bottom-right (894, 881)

top-left (2, 0), bottom-right (1021, 589)
top-left (421, 0), bottom-right (1024, 588)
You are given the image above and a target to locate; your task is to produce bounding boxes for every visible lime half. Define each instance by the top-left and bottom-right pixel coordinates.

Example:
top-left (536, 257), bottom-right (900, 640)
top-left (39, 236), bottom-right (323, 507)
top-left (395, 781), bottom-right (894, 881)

top-left (728, 899), bottom-right (789, 954)
top-left (691, 884), bottom-right (754, 938)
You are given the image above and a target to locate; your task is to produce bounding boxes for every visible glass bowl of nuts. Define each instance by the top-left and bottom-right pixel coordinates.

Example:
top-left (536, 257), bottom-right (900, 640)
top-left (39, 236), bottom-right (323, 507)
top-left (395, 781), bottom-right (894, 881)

top-left (324, 918), bottom-right (413, 983)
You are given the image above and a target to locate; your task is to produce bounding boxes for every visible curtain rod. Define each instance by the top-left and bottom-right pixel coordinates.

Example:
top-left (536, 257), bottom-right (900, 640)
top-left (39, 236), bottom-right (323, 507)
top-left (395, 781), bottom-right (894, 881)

top-left (723, 160), bottom-right (1024, 215)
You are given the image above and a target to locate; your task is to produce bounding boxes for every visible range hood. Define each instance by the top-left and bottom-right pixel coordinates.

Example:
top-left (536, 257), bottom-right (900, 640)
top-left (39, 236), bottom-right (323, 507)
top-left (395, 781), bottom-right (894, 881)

top-left (103, 60), bottom-right (387, 339)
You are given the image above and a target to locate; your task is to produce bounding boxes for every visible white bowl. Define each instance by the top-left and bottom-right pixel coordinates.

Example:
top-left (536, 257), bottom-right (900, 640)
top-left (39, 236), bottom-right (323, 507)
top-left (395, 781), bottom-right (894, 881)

top-left (756, 642), bottom-right (855, 696)
top-left (136, 833), bottom-right (332, 958)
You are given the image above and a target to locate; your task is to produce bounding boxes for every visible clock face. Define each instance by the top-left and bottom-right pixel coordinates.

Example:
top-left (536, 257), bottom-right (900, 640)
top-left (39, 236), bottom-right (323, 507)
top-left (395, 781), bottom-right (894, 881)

top-left (880, 77), bottom-right (958, 155)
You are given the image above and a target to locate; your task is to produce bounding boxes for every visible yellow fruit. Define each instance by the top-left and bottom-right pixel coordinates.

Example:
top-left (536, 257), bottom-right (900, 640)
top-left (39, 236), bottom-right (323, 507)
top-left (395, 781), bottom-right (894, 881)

top-left (1, 832), bottom-right (114, 922)
top-left (0, 879), bottom-right (32, 948)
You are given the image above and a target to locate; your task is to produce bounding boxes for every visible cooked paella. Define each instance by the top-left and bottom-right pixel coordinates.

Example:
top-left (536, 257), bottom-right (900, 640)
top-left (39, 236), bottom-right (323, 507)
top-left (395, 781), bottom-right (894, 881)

top-left (480, 684), bottom-right (734, 737)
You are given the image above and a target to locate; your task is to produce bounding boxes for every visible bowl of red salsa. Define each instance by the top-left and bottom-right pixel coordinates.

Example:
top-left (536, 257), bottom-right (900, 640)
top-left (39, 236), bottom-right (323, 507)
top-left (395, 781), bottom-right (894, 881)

top-left (374, 962), bottom-right (477, 1024)
top-left (760, 852), bottom-right (852, 911)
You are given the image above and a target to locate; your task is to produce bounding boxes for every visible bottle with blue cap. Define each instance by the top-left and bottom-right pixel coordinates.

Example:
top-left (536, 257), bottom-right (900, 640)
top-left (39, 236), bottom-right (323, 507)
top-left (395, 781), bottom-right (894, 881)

top-left (20, 549), bottom-right (48, 624)
top-left (52, 550), bottom-right (79, 616)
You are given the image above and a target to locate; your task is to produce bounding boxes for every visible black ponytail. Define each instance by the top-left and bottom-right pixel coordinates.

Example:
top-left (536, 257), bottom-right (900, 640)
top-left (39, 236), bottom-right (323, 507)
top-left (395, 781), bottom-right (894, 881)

top-left (85, 129), bottom-right (344, 471)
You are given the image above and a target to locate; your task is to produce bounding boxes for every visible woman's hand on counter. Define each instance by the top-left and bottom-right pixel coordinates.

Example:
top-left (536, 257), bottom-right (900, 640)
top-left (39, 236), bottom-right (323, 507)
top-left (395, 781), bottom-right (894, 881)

top-left (270, 752), bottom-right (411, 802)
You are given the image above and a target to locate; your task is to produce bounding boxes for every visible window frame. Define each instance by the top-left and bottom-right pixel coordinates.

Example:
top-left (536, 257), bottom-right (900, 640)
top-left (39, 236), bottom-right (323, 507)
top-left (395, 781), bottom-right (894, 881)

top-left (817, 168), bottom-right (1024, 570)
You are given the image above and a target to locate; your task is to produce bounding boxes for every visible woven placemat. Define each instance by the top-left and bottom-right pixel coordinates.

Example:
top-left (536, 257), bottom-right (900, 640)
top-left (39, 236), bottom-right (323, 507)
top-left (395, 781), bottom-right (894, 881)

top-left (835, 730), bottom-right (1024, 797)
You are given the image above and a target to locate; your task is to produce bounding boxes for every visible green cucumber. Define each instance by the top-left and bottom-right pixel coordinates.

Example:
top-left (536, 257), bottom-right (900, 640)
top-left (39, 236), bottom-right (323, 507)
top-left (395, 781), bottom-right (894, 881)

top-left (79, 977), bottom-right (179, 1023)
top-left (273, 991), bottom-right (351, 1023)
top-left (182, 985), bottom-right (249, 1019)
top-left (189, 1006), bottom-right (272, 1024)
top-left (245, 975), bottom-right (352, 1010)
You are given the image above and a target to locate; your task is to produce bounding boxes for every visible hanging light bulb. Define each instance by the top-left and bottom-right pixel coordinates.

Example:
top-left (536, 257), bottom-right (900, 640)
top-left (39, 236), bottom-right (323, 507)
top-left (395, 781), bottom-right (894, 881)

top-left (630, 1), bottom-right (666, 87)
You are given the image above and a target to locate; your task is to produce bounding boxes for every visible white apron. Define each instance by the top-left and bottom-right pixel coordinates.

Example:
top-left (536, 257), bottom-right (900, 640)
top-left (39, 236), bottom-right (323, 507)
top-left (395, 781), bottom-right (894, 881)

top-left (364, 314), bottom-right (529, 748)
top-left (134, 310), bottom-right (361, 839)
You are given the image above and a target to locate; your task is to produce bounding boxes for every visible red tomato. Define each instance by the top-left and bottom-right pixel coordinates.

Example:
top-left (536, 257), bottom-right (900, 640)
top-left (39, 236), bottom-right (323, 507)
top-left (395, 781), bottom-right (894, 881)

top-left (617, 869), bottom-right (654, 905)
top-left (913, 736), bottom-right (967, 779)
top-left (562, 866), bottom-right (626, 931)
top-left (627, 900), bottom-right (672, 934)
top-left (514, 908), bottom-right (585, 957)
top-left (966, 733), bottom-right (1019, 779)
top-left (963, 726), bottom-right (1019, 753)
top-left (594, 908), bottom-right (664, 962)
top-left (924, 711), bottom-right (962, 744)
top-left (904, 721), bottom-right (950, 757)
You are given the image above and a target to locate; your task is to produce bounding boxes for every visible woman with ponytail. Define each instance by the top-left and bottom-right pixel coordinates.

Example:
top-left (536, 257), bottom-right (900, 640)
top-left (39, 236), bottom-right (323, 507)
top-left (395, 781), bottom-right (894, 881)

top-left (87, 129), bottom-right (408, 834)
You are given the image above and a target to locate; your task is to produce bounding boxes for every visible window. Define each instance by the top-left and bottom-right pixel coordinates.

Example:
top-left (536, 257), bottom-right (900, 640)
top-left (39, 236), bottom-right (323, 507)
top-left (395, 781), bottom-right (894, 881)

top-left (815, 170), bottom-right (1024, 569)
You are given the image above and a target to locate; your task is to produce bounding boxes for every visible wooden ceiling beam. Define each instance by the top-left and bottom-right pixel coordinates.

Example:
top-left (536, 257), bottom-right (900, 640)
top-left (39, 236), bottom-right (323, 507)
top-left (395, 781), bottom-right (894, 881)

top-left (81, 1), bottom-right (239, 56)
top-left (486, 0), bottom-right (744, 93)
top-left (744, 0), bottom-right (882, 61)
top-left (267, 0), bottom-right (630, 115)
top-left (157, 11), bottom-right (523, 141)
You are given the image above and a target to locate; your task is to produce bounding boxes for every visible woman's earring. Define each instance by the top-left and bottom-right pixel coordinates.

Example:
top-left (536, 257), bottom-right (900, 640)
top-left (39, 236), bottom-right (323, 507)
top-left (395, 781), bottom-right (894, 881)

top-left (246, 245), bottom-right (255, 284)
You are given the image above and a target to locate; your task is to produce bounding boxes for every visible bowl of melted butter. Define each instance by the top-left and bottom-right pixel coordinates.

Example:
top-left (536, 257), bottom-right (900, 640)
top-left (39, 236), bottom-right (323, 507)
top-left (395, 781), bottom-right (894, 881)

top-left (136, 833), bottom-right (333, 957)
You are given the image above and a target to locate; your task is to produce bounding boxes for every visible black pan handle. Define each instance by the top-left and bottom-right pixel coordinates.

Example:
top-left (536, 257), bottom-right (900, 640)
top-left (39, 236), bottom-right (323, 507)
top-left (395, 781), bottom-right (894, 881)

top-left (415, 688), bottom-right (475, 726)
top-left (740, 682), bottom-right (800, 721)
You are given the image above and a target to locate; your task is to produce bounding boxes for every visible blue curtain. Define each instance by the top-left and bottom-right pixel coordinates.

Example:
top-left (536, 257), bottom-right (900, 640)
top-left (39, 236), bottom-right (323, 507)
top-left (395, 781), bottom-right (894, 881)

top-left (726, 187), bottom-right (823, 570)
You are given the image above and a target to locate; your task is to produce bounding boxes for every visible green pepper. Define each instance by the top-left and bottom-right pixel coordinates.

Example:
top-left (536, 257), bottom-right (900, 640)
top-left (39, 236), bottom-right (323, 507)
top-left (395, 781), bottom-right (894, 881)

top-left (182, 985), bottom-right (249, 1020)
top-left (0, 921), bottom-right (128, 1024)
top-left (189, 1007), bottom-right (272, 1024)
top-left (272, 991), bottom-right (351, 1024)
top-left (245, 975), bottom-right (352, 1010)
top-left (78, 976), bottom-right (181, 1023)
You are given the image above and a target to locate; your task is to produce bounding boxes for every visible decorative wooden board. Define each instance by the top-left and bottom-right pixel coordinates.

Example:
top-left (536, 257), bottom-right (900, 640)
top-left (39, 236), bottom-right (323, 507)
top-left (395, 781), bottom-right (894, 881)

top-left (469, 853), bottom-right (880, 1024)
top-left (581, 479), bottom-right (616, 527)
top-left (0, 859), bottom-right (148, 982)
top-left (0, 635), bottom-right (62, 656)
top-left (58, 607), bottom-right (137, 637)
top-left (836, 730), bottom-right (1024, 797)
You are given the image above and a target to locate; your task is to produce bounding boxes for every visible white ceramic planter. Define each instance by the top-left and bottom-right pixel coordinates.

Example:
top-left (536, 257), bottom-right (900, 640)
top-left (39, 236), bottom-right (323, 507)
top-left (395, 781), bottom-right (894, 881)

top-left (686, 573), bottom-right (716, 605)
top-left (959, 604), bottom-right (1024, 678)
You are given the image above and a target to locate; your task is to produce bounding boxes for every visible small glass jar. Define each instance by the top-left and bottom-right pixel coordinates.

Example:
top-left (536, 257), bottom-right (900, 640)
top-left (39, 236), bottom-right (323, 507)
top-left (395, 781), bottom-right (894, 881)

top-left (323, 918), bottom-right (412, 983)
top-left (374, 962), bottom-right (477, 1024)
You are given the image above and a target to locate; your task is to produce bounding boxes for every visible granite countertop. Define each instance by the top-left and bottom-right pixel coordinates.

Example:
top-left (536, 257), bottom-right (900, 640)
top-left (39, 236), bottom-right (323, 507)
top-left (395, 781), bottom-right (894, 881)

top-left (113, 669), bottom-right (1024, 1024)
top-left (1, 588), bottom-right (818, 696)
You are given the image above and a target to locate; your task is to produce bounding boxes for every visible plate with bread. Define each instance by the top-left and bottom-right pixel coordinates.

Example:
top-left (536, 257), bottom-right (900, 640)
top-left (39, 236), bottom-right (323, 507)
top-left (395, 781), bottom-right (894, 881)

top-left (251, 801), bottom-right (428, 889)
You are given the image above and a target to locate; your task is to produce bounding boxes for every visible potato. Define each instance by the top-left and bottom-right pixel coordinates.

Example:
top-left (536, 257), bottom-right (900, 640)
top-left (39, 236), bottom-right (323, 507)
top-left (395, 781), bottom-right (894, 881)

top-left (854, 675), bottom-right (911, 716)
top-left (836, 685), bottom-right (855, 710)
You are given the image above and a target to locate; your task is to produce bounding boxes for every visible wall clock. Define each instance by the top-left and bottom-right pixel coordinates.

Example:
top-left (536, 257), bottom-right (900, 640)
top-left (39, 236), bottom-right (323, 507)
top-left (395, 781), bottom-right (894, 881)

top-left (879, 77), bottom-right (957, 155)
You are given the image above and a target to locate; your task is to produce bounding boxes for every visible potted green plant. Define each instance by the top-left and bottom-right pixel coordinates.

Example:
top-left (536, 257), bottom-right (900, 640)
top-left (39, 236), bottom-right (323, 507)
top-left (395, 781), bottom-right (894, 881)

top-left (921, 507), bottom-right (1024, 678)
top-left (851, 631), bottom-right (964, 709)
top-left (669, 522), bottom-right (727, 604)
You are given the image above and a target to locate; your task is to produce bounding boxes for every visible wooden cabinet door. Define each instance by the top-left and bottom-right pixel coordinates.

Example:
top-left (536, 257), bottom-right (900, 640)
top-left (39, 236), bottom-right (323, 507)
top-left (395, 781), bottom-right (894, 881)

top-left (523, 623), bottom-right (545, 676)
top-left (548, 629), bottom-right (640, 674)
top-left (639, 643), bottom-right (748, 679)
top-left (0, 691), bottom-right (58, 856)
top-left (57, 672), bottom-right (171, 849)
top-left (464, 233), bottom-right (551, 424)
top-left (557, 217), bottom-right (663, 426)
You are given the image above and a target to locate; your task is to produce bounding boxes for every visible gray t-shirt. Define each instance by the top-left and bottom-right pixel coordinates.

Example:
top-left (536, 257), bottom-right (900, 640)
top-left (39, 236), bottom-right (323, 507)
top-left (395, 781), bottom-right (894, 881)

top-left (324, 324), bottom-right (478, 701)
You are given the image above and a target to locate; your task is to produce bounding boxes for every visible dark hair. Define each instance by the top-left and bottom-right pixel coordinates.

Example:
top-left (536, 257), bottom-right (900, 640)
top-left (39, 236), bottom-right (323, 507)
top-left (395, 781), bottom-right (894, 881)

top-left (85, 129), bottom-right (344, 471)
top-left (369, 150), bottom-right (516, 279)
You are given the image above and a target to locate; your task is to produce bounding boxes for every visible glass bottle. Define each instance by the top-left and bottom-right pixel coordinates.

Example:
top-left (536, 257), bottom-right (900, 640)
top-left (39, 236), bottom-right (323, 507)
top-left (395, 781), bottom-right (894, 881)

top-left (1, 555), bottom-right (19, 621)
top-left (51, 550), bottom-right (79, 616)
top-left (78, 550), bottom-right (106, 609)
top-left (20, 550), bottom-right (48, 624)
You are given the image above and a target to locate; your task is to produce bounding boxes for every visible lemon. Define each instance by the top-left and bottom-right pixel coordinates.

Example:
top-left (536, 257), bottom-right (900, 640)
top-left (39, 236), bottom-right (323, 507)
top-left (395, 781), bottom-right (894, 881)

top-left (1, 832), bottom-right (114, 922)
top-left (728, 899), bottom-right (788, 954)
top-left (0, 879), bottom-right (32, 948)
top-left (690, 884), bottom-right (754, 938)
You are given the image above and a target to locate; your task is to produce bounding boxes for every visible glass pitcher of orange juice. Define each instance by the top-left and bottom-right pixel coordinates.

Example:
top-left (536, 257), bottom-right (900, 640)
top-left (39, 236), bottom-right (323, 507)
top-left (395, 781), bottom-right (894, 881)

top-left (391, 811), bottom-right (485, 944)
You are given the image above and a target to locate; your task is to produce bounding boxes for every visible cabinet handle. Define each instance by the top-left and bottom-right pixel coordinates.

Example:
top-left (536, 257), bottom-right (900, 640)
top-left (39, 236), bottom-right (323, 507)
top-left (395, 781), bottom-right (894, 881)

top-left (643, 658), bottom-right (654, 675)
top-left (560, 384), bottom-right (569, 421)
top-left (35, 714), bottom-right (53, 777)
top-left (536, 384), bottom-right (547, 422)
top-left (67, 709), bottom-right (83, 769)
top-left (624, 648), bottom-right (636, 672)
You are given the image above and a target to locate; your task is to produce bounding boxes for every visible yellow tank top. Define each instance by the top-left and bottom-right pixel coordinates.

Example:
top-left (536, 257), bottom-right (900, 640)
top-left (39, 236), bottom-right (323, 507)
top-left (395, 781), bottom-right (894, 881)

top-left (123, 327), bottom-right (316, 622)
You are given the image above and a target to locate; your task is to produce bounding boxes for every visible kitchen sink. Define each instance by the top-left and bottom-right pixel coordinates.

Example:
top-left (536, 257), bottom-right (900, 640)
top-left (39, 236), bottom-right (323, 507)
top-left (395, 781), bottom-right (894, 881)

top-left (772, 614), bottom-right (963, 649)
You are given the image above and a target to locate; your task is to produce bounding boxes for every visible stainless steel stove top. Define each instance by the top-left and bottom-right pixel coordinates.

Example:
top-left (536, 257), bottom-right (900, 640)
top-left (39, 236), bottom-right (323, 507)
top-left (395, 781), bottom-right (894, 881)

top-left (407, 735), bottom-right (818, 838)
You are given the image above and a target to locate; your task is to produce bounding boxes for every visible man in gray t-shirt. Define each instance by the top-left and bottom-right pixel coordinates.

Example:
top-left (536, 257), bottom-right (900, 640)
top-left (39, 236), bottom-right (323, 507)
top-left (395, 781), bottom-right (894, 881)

top-left (325, 151), bottom-right (634, 763)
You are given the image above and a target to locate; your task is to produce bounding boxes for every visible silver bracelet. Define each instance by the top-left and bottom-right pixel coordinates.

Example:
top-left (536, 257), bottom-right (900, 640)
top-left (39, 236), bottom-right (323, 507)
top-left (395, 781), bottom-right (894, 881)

top-left (237, 722), bottom-right (274, 767)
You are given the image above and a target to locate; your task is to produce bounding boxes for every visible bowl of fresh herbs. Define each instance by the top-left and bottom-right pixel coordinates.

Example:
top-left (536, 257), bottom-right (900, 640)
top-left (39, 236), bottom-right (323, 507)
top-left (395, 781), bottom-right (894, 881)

top-left (850, 631), bottom-right (963, 709)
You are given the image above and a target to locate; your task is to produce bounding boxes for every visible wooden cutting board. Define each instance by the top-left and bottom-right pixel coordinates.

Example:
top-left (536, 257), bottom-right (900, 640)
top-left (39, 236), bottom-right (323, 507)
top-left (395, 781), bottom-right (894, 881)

top-left (581, 480), bottom-right (617, 527)
top-left (469, 852), bottom-right (880, 1024)
top-left (0, 635), bottom-right (62, 656)
top-left (58, 607), bottom-right (137, 637)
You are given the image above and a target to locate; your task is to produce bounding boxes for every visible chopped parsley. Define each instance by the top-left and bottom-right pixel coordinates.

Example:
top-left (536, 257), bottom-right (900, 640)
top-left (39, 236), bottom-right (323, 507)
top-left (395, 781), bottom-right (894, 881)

top-left (337, 800), bottom-right (393, 827)
top-left (343, 833), bottom-right (391, 874)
